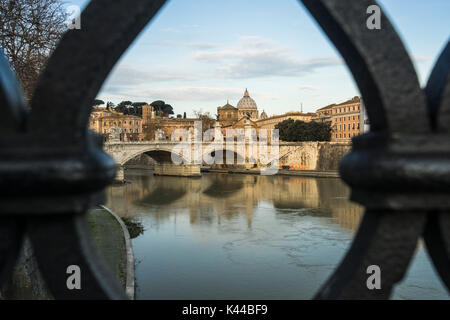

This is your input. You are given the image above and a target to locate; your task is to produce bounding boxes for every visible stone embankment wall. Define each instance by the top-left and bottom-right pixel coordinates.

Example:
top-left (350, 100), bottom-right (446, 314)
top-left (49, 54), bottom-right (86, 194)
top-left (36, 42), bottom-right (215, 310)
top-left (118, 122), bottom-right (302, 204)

top-left (278, 142), bottom-right (351, 171)
top-left (315, 142), bottom-right (352, 171)
top-left (154, 163), bottom-right (201, 176)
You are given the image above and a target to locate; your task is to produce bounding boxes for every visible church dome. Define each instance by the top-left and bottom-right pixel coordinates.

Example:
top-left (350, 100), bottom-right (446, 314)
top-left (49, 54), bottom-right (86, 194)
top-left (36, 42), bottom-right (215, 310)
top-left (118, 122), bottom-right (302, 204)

top-left (260, 110), bottom-right (268, 119)
top-left (237, 89), bottom-right (257, 109)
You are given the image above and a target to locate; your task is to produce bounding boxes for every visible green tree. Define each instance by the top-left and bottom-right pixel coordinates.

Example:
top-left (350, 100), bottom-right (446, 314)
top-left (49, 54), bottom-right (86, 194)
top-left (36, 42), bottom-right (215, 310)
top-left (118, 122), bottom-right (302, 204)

top-left (150, 100), bottom-right (174, 116)
top-left (130, 105), bottom-right (143, 116)
top-left (275, 119), bottom-right (331, 142)
top-left (92, 99), bottom-right (104, 106)
top-left (131, 102), bottom-right (147, 115)
top-left (114, 100), bottom-right (132, 114)
top-left (131, 102), bottom-right (148, 108)
top-left (116, 100), bottom-right (133, 108)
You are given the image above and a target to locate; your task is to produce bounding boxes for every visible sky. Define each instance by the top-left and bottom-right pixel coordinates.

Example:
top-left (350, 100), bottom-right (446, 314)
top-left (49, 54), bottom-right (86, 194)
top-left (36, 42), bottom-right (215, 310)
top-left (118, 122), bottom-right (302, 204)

top-left (67, 0), bottom-right (449, 117)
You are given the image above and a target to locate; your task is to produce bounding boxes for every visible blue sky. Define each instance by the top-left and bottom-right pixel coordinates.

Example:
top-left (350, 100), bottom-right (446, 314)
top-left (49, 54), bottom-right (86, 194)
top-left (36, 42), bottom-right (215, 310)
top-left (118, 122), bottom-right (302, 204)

top-left (68, 0), bottom-right (449, 117)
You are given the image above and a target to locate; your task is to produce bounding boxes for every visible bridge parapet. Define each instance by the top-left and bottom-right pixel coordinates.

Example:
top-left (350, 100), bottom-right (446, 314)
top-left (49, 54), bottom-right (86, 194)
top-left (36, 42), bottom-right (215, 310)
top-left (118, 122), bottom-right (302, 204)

top-left (104, 140), bottom-right (351, 176)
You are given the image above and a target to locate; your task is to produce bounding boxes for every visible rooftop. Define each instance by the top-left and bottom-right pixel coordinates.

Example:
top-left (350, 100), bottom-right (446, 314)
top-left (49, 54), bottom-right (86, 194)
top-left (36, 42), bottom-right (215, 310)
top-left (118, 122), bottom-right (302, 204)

top-left (335, 96), bottom-right (361, 106)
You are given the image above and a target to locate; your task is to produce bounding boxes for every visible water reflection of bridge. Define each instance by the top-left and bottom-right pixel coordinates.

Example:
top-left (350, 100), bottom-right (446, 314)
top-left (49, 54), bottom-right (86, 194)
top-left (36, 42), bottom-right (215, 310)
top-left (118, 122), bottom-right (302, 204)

top-left (106, 171), bottom-right (364, 231)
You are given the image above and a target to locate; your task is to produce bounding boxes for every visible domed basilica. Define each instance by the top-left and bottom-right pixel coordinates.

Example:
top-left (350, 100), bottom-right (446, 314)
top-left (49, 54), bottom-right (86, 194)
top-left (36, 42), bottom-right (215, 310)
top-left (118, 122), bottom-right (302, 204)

top-left (217, 89), bottom-right (265, 127)
top-left (236, 88), bottom-right (258, 120)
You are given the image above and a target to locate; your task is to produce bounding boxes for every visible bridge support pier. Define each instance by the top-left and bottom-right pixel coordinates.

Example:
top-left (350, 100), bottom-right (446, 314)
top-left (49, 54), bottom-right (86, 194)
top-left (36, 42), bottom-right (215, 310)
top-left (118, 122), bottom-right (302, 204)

top-left (115, 166), bottom-right (125, 182)
top-left (154, 163), bottom-right (201, 177)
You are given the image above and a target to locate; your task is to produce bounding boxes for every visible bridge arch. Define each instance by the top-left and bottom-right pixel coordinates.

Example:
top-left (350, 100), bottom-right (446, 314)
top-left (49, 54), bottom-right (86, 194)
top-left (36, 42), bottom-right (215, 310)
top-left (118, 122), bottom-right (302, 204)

top-left (118, 145), bottom-right (188, 167)
top-left (111, 143), bottom-right (251, 168)
top-left (206, 148), bottom-right (249, 168)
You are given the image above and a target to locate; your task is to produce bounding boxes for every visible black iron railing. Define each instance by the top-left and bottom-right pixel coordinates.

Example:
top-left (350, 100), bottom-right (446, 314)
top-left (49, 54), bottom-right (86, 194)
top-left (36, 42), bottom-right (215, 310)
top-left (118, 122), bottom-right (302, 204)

top-left (0, 0), bottom-right (448, 299)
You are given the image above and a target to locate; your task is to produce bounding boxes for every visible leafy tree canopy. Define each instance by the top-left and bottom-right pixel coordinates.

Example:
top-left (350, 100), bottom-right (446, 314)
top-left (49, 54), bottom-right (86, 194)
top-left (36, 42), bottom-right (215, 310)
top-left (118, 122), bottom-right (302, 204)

top-left (116, 100), bottom-right (133, 108)
top-left (92, 99), bottom-right (104, 106)
top-left (104, 100), bottom-right (175, 117)
top-left (275, 119), bottom-right (331, 142)
top-left (132, 102), bottom-right (148, 107)
top-left (150, 100), bottom-right (174, 115)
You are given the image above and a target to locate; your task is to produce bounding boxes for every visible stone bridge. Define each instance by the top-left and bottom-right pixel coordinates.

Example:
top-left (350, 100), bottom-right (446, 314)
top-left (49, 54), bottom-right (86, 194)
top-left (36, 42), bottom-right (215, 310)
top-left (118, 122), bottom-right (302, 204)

top-left (104, 140), bottom-right (351, 179)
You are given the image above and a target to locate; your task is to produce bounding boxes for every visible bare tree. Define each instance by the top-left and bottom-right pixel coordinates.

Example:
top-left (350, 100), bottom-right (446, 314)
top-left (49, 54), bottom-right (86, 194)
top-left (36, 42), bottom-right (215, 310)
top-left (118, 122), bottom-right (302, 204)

top-left (193, 109), bottom-right (216, 132)
top-left (0, 0), bottom-right (67, 102)
top-left (142, 120), bottom-right (162, 141)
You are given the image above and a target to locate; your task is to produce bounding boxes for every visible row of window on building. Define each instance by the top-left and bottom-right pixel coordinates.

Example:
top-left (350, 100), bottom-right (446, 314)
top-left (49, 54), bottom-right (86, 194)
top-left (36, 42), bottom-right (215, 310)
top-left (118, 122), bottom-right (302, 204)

top-left (338, 123), bottom-right (360, 130)
top-left (336, 115), bottom-right (360, 122)
top-left (101, 120), bottom-right (139, 126)
top-left (333, 104), bottom-right (360, 114)
top-left (102, 128), bottom-right (140, 134)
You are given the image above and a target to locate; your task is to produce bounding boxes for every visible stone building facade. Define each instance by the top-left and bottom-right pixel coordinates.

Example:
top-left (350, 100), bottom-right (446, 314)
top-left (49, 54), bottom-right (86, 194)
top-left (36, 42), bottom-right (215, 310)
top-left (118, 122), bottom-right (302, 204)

top-left (217, 89), bottom-right (260, 127)
top-left (141, 104), bottom-right (204, 141)
top-left (217, 101), bottom-right (239, 127)
top-left (217, 89), bottom-right (317, 139)
top-left (313, 104), bottom-right (334, 123)
top-left (330, 96), bottom-right (362, 141)
top-left (89, 107), bottom-right (142, 141)
top-left (313, 96), bottom-right (364, 141)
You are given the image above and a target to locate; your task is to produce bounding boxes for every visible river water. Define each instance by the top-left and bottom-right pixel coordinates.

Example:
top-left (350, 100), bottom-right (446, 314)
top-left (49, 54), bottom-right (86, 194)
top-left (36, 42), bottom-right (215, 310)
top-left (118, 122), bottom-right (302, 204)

top-left (105, 169), bottom-right (448, 300)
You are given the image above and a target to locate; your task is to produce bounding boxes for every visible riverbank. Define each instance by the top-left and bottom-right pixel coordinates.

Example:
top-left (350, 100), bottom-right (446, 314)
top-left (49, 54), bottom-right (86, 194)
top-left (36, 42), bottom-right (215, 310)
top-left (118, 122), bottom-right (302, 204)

top-left (124, 166), bottom-right (340, 178)
top-left (202, 167), bottom-right (340, 178)
top-left (87, 207), bottom-right (135, 299)
top-left (1, 207), bottom-right (133, 300)
top-left (99, 206), bottom-right (135, 299)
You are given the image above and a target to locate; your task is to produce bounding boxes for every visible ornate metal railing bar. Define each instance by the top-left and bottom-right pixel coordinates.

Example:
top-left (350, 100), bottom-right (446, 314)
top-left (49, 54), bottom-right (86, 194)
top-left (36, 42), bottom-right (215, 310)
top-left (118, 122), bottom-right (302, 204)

top-left (0, 0), bottom-right (448, 299)
top-left (300, 0), bottom-right (450, 299)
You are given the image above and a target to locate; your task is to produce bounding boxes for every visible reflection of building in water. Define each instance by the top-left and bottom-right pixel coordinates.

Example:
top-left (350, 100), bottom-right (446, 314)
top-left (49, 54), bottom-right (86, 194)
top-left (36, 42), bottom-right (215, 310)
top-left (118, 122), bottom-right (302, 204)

top-left (267, 176), bottom-right (320, 208)
top-left (331, 207), bottom-right (363, 231)
top-left (106, 172), bottom-right (363, 232)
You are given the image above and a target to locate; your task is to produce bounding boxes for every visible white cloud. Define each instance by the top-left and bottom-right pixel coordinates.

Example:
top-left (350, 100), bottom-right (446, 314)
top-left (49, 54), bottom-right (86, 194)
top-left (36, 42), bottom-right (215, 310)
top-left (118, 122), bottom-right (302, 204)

top-left (122, 86), bottom-right (244, 102)
top-left (155, 40), bottom-right (219, 49)
top-left (298, 85), bottom-right (320, 91)
top-left (104, 64), bottom-right (196, 87)
top-left (100, 85), bottom-right (277, 105)
top-left (186, 42), bottom-right (218, 49)
top-left (160, 27), bottom-right (179, 33)
top-left (411, 54), bottom-right (432, 63)
top-left (193, 36), bottom-right (342, 79)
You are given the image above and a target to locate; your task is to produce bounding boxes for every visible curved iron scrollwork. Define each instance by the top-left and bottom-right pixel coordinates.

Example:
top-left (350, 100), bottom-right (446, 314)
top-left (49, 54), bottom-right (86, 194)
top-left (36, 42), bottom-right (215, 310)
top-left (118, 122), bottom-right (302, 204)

top-left (300, 0), bottom-right (450, 299)
top-left (0, 0), bottom-right (448, 299)
top-left (0, 0), bottom-right (168, 300)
